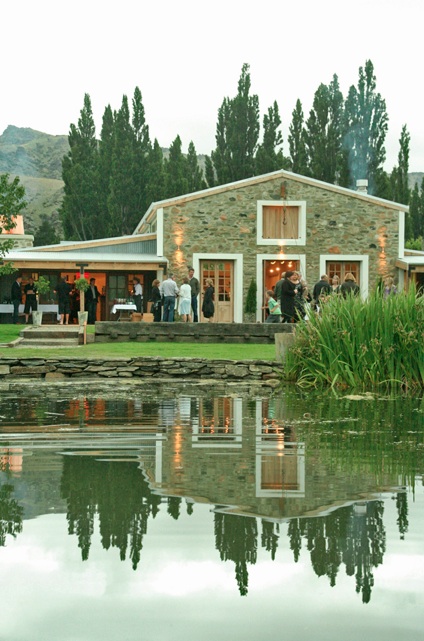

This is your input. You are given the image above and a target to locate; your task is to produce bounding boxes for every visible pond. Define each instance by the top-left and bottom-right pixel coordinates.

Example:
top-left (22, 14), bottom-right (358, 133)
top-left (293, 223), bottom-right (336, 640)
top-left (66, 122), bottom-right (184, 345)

top-left (0, 380), bottom-right (423, 641)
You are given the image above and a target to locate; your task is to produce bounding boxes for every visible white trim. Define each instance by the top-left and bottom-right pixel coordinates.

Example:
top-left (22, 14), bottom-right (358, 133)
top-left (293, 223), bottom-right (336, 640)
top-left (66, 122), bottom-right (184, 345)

top-left (192, 253), bottom-right (244, 323)
top-left (257, 200), bottom-right (306, 246)
top-left (256, 253), bottom-right (306, 322)
top-left (320, 254), bottom-right (369, 298)
top-left (156, 208), bottom-right (164, 257)
top-left (398, 210), bottom-right (405, 259)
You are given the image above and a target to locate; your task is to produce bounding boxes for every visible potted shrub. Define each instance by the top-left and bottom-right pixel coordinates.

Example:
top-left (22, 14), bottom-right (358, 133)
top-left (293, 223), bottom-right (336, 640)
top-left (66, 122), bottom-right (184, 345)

top-left (244, 278), bottom-right (257, 323)
top-left (32, 276), bottom-right (51, 325)
top-left (74, 277), bottom-right (90, 325)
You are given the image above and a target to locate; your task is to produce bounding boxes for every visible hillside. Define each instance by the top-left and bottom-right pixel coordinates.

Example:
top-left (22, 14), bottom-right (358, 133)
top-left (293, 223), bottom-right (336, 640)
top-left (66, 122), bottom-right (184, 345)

top-left (0, 125), bottom-right (66, 234)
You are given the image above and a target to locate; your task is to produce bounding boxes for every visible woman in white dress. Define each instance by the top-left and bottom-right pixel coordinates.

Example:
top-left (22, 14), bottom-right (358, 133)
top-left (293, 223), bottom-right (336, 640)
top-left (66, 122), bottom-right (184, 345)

top-left (179, 277), bottom-right (192, 322)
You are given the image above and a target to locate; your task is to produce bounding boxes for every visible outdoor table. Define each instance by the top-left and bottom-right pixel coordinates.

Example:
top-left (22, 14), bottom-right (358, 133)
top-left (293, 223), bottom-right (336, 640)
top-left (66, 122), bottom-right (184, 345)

top-left (111, 303), bottom-right (137, 321)
top-left (0, 304), bottom-right (60, 322)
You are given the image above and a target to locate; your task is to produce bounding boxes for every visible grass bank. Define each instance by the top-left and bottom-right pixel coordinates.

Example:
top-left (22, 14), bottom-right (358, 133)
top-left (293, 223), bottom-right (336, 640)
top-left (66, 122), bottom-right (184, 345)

top-left (284, 287), bottom-right (424, 391)
top-left (0, 325), bottom-right (276, 361)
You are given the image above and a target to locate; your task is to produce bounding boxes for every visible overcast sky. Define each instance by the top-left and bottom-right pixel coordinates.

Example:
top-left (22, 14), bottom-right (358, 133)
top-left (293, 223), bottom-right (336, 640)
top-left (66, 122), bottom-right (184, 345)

top-left (2, 0), bottom-right (423, 171)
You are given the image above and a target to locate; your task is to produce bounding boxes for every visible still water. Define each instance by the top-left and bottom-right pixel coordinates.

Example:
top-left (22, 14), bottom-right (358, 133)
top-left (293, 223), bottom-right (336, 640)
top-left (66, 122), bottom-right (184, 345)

top-left (0, 380), bottom-right (423, 641)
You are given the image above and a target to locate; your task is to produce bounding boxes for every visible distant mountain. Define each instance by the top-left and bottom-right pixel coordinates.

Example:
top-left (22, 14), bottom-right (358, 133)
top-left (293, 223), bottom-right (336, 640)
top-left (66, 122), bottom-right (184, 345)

top-left (0, 125), bottom-right (67, 180)
top-left (408, 173), bottom-right (424, 189)
top-left (0, 125), bottom-right (66, 235)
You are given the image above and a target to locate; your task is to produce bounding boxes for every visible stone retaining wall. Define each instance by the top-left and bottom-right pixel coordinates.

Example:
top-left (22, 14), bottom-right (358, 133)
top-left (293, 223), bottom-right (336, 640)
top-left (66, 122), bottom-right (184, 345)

top-left (94, 321), bottom-right (292, 344)
top-left (0, 356), bottom-right (281, 384)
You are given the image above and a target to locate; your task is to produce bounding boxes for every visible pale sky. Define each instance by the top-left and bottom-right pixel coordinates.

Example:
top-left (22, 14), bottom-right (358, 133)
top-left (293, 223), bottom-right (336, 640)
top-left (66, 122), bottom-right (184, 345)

top-left (2, 0), bottom-right (424, 171)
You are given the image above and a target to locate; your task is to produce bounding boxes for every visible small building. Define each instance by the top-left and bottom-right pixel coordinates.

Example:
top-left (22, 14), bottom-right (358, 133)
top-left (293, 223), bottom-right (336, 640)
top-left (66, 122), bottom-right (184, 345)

top-left (1, 169), bottom-right (415, 322)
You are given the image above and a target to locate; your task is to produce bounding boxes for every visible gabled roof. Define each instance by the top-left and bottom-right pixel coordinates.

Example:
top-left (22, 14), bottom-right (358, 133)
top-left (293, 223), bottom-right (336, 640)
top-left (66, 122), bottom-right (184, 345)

top-left (133, 168), bottom-right (409, 234)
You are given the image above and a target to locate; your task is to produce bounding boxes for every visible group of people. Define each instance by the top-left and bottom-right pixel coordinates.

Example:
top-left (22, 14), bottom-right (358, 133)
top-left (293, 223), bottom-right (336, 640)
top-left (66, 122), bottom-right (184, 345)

top-left (264, 271), bottom-right (363, 324)
top-left (149, 267), bottom-right (214, 323)
top-left (10, 274), bottom-right (102, 326)
top-left (55, 276), bottom-right (100, 325)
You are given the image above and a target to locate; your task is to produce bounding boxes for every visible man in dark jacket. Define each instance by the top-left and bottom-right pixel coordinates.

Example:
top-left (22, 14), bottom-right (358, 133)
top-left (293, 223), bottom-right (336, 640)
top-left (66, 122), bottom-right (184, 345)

top-left (86, 278), bottom-right (100, 324)
top-left (11, 275), bottom-right (22, 324)
top-left (312, 275), bottom-right (331, 306)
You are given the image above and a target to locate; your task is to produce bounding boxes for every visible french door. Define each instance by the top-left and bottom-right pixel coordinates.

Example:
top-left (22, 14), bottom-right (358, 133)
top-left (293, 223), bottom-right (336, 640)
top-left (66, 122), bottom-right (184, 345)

top-left (200, 260), bottom-right (234, 322)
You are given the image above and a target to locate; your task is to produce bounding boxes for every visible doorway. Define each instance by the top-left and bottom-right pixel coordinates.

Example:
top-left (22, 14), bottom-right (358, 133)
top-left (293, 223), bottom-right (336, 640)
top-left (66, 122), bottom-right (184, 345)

top-left (200, 260), bottom-right (234, 322)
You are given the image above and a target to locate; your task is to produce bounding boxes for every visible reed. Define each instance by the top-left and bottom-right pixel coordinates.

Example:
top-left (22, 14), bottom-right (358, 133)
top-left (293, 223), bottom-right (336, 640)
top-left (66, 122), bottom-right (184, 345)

top-left (284, 286), bottom-right (424, 391)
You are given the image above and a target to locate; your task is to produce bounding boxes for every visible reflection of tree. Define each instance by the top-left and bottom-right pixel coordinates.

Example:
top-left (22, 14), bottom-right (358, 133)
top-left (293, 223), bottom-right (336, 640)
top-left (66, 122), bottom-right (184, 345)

top-left (0, 483), bottom-right (23, 546)
top-left (60, 456), bottom-right (161, 569)
top-left (261, 520), bottom-right (279, 560)
top-left (396, 492), bottom-right (408, 539)
top-left (167, 497), bottom-right (181, 520)
top-left (288, 501), bottom-right (386, 603)
top-left (214, 511), bottom-right (257, 596)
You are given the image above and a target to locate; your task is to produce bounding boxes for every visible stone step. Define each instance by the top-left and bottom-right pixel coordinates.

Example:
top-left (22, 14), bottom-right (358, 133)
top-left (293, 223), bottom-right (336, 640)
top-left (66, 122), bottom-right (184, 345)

top-left (19, 327), bottom-right (80, 340)
top-left (16, 338), bottom-right (80, 348)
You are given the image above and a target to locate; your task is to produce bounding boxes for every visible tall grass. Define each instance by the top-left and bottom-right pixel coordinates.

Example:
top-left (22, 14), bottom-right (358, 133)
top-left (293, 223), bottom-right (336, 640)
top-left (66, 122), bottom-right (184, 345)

top-left (284, 286), bottom-right (424, 391)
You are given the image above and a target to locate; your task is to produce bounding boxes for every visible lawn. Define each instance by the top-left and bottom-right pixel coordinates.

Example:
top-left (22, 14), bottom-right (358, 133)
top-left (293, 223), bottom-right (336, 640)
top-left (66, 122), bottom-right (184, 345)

top-left (0, 324), bottom-right (276, 361)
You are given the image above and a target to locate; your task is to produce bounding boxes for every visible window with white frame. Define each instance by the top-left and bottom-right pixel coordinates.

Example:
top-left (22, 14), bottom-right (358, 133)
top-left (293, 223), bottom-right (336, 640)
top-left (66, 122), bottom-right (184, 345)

top-left (257, 200), bottom-right (306, 246)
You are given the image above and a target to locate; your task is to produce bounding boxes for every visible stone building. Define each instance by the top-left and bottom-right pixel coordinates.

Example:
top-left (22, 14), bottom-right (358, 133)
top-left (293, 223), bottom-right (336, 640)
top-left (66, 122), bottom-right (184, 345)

top-left (135, 169), bottom-right (409, 322)
top-left (3, 169), bottom-right (417, 322)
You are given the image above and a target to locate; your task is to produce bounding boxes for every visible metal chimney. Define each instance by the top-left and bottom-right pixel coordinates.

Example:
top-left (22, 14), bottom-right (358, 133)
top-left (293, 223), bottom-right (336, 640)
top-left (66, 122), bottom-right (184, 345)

top-left (356, 179), bottom-right (368, 194)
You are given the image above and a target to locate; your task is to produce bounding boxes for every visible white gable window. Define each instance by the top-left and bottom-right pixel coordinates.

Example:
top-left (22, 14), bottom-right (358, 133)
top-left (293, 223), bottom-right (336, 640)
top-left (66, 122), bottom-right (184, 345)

top-left (257, 200), bottom-right (306, 246)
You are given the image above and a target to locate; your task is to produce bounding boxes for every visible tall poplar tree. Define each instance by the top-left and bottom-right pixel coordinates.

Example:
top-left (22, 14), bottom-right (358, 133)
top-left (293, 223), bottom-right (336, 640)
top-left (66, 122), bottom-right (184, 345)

top-left (211, 63), bottom-right (260, 184)
top-left (304, 75), bottom-right (344, 183)
top-left (288, 99), bottom-right (308, 176)
top-left (341, 60), bottom-right (388, 195)
top-left (164, 135), bottom-right (189, 198)
top-left (255, 101), bottom-right (288, 174)
top-left (389, 125), bottom-right (410, 205)
top-left (186, 141), bottom-right (205, 192)
top-left (145, 139), bottom-right (166, 206)
top-left (60, 94), bottom-right (102, 240)
top-left (107, 96), bottom-right (136, 236)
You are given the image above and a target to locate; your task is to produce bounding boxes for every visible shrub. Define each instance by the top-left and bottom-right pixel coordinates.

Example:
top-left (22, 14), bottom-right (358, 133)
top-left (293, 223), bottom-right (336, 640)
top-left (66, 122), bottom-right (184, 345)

top-left (284, 286), bottom-right (424, 391)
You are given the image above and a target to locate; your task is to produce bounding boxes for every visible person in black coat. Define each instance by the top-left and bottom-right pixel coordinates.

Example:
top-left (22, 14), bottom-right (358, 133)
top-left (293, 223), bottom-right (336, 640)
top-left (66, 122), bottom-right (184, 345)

top-left (202, 279), bottom-right (215, 321)
top-left (150, 278), bottom-right (162, 322)
top-left (55, 276), bottom-right (72, 325)
top-left (85, 278), bottom-right (100, 324)
top-left (340, 273), bottom-right (360, 297)
top-left (280, 271), bottom-right (299, 323)
top-left (11, 275), bottom-right (23, 324)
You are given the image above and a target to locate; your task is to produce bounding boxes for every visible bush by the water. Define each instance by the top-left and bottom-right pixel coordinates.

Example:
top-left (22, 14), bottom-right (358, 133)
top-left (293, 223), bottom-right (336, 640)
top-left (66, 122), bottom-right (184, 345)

top-left (284, 286), bottom-right (424, 391)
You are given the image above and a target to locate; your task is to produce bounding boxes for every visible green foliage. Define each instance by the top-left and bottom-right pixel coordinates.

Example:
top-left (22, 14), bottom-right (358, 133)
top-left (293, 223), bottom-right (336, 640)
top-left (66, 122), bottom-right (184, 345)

top-left (284, 287), bottom-right (424, 391)
top-left (33, 213), bottom-right (60, 246)
top-left (255, 101), bottom-right (288, 174)
top-left (341, 60), bottom-right (389, 195)
top-left (405, 236), bottom-right (423, 250)
top-left (164, 135), bottom-right (189, 197)
top-left (0, 173), bottom-right (26, 264)
top-left (35, 275), bottom-right (52, 295)
top-left (74, 277), bottom-right (90, 292)
top-left (288, 99), bottom-right (308, 175)
top-left (211, 63), bottom-right (260, 184)
top-left (390, 125), bottom-right (410, 205)
top-left (407, 177), bottom-right (424, 241)
top-left (304, 75), bottom-right (344, 183)
top-left (60, 94), bottom-right (103, 240)
top-left (244, 278), bottom-right (257, 314)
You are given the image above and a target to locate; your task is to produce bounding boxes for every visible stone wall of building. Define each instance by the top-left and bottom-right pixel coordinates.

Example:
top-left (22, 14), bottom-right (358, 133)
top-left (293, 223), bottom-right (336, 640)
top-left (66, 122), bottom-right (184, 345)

top-left (161, 175), bottom-right (401, 304)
